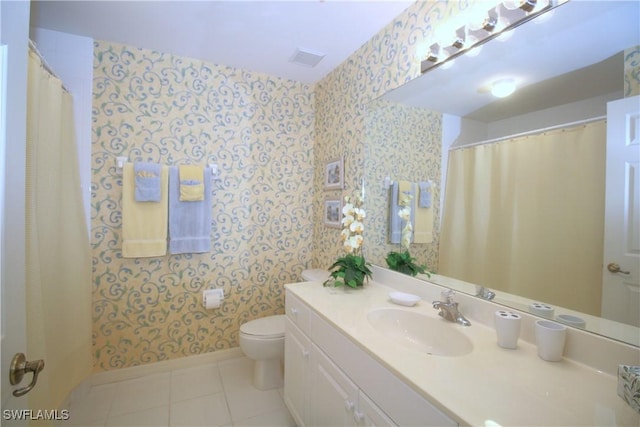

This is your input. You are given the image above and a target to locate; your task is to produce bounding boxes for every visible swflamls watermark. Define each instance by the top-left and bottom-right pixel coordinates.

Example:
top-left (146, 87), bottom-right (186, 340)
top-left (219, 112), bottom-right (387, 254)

top-left (3, 409), bottom-right (70, 421)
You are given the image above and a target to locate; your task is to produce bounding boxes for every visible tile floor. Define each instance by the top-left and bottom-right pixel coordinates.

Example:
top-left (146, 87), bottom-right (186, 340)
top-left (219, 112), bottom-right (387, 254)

top-left (66, 356), bottom-right (296, 427)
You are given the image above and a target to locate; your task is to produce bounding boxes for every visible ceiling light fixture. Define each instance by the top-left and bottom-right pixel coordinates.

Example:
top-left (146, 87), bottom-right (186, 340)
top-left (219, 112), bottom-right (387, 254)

top-left (491, 78), bottom-right (516, 98)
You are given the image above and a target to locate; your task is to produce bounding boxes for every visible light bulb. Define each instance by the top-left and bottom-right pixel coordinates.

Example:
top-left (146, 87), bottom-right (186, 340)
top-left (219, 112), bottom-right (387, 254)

top-left (502, 0), bottom-right (537, 12)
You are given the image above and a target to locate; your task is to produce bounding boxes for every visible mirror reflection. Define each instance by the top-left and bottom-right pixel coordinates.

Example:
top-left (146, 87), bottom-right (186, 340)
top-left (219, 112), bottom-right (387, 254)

top-left (364, 0), bottom-right (640, 346)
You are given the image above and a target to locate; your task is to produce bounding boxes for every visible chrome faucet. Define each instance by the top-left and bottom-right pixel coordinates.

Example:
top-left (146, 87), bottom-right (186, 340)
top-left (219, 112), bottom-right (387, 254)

top-left (432, 290), bottom-right (471, 326)
top-left (475, 285), bottom-right (496, 301)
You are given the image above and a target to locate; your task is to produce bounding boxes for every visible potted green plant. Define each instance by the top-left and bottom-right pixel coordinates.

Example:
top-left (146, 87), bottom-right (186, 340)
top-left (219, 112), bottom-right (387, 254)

top-left (385, 250), bottom-right (428, 277)
top-left (386, 192), bottom-right (429, 277)
top-left (324, 194), bottom-right (372, 288)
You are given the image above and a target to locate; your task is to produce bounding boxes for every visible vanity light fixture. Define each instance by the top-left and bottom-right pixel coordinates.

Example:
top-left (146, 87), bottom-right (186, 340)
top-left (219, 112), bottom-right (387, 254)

top-left (490, 78), bottom-right (516, 98)
top-left (421, 0), bottom-right (559, 74)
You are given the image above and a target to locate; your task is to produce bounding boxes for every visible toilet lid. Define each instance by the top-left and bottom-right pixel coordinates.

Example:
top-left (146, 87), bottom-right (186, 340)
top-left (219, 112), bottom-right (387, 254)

top-left (301, 269), bottom-right (330, 282)
top-left (240, 315), bottom-right (285, 338)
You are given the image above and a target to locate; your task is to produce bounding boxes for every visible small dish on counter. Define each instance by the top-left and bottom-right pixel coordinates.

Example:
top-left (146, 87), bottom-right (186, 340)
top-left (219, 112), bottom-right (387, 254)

top-left (389, 291), bottom-right (421, 307)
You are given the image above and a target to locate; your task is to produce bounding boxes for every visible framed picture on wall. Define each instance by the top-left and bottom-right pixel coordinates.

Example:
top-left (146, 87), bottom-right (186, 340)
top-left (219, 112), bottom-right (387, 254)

top-left (324, 197), bottom-right (343, 229)
top-left (324, 157), bottom-right (344, 190)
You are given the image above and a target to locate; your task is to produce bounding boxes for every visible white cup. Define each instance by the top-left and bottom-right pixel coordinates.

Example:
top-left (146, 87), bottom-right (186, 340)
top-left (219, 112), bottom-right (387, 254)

top-left (494, 310), bottom-right (521, 349)
top-left (556, 314), bottom-right (586, 329)
top-left (535, 320), bottom-right (567, 362)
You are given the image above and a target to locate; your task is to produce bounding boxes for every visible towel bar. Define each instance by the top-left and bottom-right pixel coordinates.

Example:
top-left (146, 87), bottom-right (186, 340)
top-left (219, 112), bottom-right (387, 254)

top-left (115, 158), bottom-right (220, 180)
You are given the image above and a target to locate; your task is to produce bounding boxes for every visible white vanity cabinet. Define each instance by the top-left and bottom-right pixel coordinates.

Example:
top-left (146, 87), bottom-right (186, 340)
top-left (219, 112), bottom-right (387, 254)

top-left (313, 341), bottom-right (395, 427)
top-left (284, 294), bottom-right (312, 426)
top-left (284, 290), bottom-right (458, 427)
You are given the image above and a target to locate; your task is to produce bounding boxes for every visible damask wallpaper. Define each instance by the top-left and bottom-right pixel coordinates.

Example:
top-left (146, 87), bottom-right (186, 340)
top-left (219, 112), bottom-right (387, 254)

top-left (90, 0), bottom-right (491, 370)
top-left (624, 45), bottom-right (640, 97)
top-left (91, 1), bottom-right (633, 372)
top-left (312, 0), bottom-right (466, 270)
top-left (364, 99), bottom-right (441, 270)
top-left (92, 41), bottom-right (314, 370)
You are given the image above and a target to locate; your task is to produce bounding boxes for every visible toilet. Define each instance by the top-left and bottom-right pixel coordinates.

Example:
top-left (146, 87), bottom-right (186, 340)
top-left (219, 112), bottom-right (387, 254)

top-left (238, 269), bottom-right (329, 390)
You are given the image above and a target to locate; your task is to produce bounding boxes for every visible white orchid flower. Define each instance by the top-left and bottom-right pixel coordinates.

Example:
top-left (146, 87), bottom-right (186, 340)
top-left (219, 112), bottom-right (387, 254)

top-left (350, 220), bottom-right (364, 234)
top-left (398, 207), bottom-right (410, 222)
top-left (342, 203), bottom-right (354, 216)
top-left (341, 214), bottom-right (355, 228)
top-left (349, 235), bottom-right (364, 250)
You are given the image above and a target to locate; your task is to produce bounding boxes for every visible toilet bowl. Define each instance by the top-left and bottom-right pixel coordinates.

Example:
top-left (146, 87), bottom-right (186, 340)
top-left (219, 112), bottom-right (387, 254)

top-left (239, 314), bottom-right (286, 390)
top-left (238, 269), bottom-right (329, 390)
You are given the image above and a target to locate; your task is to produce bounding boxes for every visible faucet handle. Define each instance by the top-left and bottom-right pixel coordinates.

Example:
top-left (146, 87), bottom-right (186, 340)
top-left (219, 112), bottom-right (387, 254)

top-left (441, 289), bottom-right (455, 302)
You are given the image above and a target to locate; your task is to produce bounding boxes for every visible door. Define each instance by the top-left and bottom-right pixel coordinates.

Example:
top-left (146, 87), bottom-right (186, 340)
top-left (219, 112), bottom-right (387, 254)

top-left (283, 319), bottom-right (311, 427)
top-left (601, 95), bottom-right (640, 327)
top-left (357, 392), bottom-right (397, 427)
top-left (312, 344), bottom-right (359, 427)
top-left (1, 1), bottom-right (30, 421)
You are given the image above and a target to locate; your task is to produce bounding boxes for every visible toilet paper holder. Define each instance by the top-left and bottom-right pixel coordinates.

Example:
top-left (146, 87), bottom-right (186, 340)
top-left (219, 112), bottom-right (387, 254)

top-left (203, 288), bottom-right (224, 309)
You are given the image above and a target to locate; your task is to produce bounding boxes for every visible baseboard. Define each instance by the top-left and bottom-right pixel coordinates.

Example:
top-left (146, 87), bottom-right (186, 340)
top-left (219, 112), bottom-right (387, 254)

top-left (88, 347), bottom-right (244, 386)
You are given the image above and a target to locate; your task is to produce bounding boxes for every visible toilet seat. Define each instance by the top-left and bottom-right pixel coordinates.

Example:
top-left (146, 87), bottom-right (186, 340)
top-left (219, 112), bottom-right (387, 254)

top-left (240, 315), bottom-right (285, 339)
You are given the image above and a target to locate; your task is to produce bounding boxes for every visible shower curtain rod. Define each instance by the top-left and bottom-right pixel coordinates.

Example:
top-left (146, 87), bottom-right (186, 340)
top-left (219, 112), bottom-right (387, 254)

top-left (28, 40), bottom-right (70, 93)
top-left (450, 115), bottom-right (606, 151)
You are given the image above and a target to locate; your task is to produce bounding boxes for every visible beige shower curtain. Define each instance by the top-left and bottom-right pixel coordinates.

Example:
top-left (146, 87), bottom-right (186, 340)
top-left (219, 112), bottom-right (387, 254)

top-left (25, 48), bottom-right (91, 416)
top-left (439, 120), bottom-right (606, 316)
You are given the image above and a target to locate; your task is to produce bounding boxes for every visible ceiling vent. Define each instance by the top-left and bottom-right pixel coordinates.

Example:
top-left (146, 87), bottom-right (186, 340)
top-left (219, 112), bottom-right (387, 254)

top-left (289, 47), bottom-right (326, 68)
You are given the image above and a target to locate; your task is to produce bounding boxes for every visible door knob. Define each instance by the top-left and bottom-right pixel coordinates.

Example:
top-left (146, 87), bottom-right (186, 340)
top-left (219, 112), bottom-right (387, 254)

top-left (9, 353), bottom-right (45, 397)
top-left (607, 263), bottom-right (630, 275)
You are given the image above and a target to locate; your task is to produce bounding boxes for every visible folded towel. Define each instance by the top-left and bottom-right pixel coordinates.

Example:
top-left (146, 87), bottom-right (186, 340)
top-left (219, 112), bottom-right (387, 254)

top-left (418, 181), bottom-right (432, 208)
top-left (389, 181), bottom-right (417, 245)
top-left (398, 180), bottom-right (412, 205)
top-left (169, 166), bottom-right (212, 254)
top-left (179, 165), bottom-right (204, 201)
top-left (122, 163), bottom-right (168, 257)
top-left (414, 182), bottom-right (433, 244)
top-left (134, 161), bottom-right (162, 202)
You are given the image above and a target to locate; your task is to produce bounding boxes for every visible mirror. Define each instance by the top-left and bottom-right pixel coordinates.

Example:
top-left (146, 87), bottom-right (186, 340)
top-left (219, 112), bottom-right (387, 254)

top-left (364, 0), bottom-right (640, 346)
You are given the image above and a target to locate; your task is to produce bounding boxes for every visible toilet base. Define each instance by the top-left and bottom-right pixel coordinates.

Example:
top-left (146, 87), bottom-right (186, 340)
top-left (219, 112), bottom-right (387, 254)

top-left (253, 357), bottom-right (283, 390)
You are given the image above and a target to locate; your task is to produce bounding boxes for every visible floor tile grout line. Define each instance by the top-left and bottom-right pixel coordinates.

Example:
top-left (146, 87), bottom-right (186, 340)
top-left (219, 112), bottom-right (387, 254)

top-left (217, 362), bottom-right (236, 423)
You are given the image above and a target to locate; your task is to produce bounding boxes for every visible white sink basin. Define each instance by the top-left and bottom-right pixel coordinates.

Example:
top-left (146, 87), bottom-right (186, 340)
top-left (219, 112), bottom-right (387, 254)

top-left (367, 308), bottom-right (473, 357)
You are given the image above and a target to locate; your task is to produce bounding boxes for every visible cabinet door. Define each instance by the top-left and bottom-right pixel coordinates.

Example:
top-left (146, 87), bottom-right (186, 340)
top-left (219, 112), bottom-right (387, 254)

top-left (284, 319), bottom-right (311, 426)
top-left (312, 344), bottom-right (359, 427)
top-left (356, 391), bottom-right (397, 427)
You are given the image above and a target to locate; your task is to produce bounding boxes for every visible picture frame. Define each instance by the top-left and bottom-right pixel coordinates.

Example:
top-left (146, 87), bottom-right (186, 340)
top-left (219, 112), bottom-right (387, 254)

top-left (323, 157), bottom-right (344, 190)
top-left (323, 197), bottom-right (343, 229)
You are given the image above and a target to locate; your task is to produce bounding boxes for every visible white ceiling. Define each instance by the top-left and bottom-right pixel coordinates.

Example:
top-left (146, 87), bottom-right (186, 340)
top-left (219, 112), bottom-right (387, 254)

top-left (30, 0), bottom-right (415, 84)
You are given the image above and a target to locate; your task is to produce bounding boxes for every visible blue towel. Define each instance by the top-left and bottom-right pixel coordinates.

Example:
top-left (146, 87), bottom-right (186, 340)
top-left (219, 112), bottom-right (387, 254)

top-left (419, 181), bottom-right (432, 208)
top-left (168, 166), bottom-right (212, 254)
top-left (134, 162), bottom-right (162, 202)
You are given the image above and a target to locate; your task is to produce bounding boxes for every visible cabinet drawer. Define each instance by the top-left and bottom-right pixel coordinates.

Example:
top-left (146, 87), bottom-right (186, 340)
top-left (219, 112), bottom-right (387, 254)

top-left (285, 290), bottom-right (310, 336)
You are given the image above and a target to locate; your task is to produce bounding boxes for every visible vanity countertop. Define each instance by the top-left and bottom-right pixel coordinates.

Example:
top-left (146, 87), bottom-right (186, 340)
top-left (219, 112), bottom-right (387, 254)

top-left (285, 279), bottom-right (640, 426)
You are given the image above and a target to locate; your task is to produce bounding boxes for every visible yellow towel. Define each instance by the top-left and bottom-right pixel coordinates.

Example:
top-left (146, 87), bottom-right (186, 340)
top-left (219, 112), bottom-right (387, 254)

top-left (179, 165), bottom-right (204, 201)
top-left (122, 163), bottom-right (169, 258)
top-left (398, 180), bottom-right (412, 205)
top-left (414, 187), bottom-right (433, 244)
